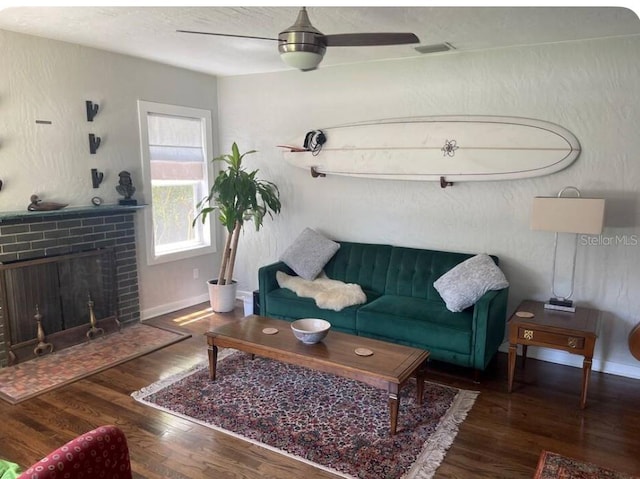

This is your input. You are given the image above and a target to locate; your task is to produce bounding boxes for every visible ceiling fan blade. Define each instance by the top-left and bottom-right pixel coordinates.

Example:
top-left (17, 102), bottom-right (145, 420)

top-left (323, 32), bottom-right (419, 47)
top-left (176, 30), bottom-right (279, 42)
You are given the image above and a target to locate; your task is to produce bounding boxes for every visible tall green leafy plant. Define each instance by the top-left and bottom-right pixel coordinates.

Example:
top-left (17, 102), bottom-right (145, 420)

top-left (194, 142), bottom-right (281, 286)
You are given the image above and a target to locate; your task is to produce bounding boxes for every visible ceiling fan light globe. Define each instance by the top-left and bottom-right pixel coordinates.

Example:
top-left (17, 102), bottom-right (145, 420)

top-left (278, 31), bottom-right (326, 71)
top-left (280, 51), bottom-right (323, 71)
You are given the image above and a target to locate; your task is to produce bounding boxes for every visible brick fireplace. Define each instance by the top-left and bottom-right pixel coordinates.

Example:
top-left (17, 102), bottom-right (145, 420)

top-left (0, 206), bottom-right (142, 368)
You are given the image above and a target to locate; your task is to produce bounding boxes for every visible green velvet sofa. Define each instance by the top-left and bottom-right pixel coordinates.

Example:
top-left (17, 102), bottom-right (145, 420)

top-left (258, 241), bottom-right (509, 373)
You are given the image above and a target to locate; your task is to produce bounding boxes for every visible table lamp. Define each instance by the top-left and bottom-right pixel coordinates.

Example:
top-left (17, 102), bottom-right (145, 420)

top-left (531, 186), bottom-right (605, 312)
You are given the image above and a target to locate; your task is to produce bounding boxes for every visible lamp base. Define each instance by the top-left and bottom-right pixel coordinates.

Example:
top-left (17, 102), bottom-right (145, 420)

top-left (544, 297), bottom-right (576, 313)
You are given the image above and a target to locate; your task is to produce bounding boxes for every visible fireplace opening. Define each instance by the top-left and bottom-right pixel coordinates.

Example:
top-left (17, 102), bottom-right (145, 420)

top-left (0, 248), bottom-right (118, 365)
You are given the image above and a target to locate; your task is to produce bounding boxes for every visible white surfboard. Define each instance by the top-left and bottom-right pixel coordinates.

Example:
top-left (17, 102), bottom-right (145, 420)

top-left (281, 116), bottom-right (581, 185)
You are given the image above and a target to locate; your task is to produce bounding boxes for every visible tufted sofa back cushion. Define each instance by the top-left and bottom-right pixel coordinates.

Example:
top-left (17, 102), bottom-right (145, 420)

top-left (385, 247), bottom-right (498, 301)
top-left (324, 242), bottom-right (392, 294)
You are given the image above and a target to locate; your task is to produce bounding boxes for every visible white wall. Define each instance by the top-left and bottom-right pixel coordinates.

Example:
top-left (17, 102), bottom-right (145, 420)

top-left (3, 28), bottom-right (638, 378)
top-left (0, 30), bottom-right (220, 317)
top-left (218, 36), bottom-right (640, 378)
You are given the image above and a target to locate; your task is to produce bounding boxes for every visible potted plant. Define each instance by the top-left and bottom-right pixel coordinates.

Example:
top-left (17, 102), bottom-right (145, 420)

top-left (194, 142), bottom-right (281, 312)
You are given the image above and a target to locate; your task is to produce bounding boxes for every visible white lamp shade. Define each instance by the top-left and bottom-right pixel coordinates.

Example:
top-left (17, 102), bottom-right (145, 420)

top-left (531, 197), bottom-right (605, 235)
top-left (280, 51), bottom-right (323, 71)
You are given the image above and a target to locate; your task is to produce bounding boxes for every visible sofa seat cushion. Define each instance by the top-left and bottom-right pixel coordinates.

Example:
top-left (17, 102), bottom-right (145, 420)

top-left (264, 288), bottom-right (382, 333)
top-left (356, 296), bottom-right (473, 354)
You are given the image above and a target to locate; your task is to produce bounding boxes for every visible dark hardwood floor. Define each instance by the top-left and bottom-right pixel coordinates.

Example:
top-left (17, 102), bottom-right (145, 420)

top-left (1, 302), bottom-right (639, 478)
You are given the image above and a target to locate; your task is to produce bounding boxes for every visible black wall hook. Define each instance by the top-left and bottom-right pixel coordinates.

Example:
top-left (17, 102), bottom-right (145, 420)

top-left (310, 167), bottom-right (326, 178)
top-left (88, 134), bottom-right (101, 154)
top-left (86, 101), bottom-right (99, 122)
top-left (440, 176), bottom-right (454, 188)
top-left (91, 168), bottom-right (104, 188)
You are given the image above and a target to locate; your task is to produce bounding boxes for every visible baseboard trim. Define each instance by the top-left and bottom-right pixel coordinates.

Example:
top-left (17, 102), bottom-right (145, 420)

top-left (140, 290), bottom-right (256, 321)
top-left (498, 343), bottom-right (640, 380)
top-left (141, 293), bottom-right (210, 320)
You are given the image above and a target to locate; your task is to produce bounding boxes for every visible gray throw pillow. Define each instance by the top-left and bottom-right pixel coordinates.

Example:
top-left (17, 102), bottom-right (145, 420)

top-left (433, 253), bottom-right (509, 312)
top-left (280, 228), bottom-right (340, 280)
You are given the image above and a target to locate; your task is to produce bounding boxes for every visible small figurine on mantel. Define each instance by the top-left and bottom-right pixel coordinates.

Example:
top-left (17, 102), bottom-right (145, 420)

top-left (116, 170), bottom-right (137, 206)
top-left (27, 194), bottom-right (68, 211)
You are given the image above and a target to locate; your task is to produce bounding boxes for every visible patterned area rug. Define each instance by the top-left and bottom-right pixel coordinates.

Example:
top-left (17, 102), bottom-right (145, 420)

top-left (0, 323), bottom-right (191, 405)
top-left (132, 350), bottom-right (478, 479)
top-left (534, 451), bottom-right (640, 479)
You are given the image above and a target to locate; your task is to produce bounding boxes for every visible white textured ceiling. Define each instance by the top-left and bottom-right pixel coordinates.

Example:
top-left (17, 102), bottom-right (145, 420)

top-left (0, 6), bottom-right (639, 76)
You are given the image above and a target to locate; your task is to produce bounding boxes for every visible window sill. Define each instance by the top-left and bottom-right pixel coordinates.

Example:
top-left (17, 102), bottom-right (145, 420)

top-left (147, 243), bottom-right (216, 266)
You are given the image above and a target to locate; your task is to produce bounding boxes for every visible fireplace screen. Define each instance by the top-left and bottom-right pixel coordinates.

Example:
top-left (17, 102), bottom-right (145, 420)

top-left (0, 248), bottom-right (117, 364)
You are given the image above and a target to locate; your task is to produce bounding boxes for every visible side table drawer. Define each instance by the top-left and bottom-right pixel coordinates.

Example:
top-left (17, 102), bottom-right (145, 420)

top-left (517, 327), bottom-right (585, 350)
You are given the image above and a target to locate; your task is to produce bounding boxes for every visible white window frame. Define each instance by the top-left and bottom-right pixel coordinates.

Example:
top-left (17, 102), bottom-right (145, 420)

top-left (137, 100), bottom-right (216, 265)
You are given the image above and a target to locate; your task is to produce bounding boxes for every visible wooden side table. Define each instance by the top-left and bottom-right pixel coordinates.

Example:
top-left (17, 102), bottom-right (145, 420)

top-left (507, 300), bottom-right (599, 408)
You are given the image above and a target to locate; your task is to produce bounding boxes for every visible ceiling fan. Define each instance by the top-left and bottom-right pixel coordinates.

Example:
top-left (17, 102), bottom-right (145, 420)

top-left (177, 7), bottom-right (420, 71)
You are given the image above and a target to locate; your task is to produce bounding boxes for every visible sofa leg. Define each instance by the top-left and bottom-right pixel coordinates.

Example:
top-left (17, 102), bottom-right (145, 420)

top-left (473, 369), bottom-right (482, 384)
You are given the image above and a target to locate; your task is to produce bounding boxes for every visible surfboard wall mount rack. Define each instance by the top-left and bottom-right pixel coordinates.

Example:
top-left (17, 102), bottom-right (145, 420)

top-left (310, 167), bottom-right (326, 178)
top-left (440, 176), bottom-right (453, 188)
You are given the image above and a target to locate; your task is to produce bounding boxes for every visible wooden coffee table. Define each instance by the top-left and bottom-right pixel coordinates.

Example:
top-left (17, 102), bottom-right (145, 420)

top-left (206, 315), bottom-right (430, 436)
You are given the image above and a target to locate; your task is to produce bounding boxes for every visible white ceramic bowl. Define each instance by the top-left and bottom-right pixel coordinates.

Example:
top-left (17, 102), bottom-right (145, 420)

top-left (290, 318), bottom-right (331, 344)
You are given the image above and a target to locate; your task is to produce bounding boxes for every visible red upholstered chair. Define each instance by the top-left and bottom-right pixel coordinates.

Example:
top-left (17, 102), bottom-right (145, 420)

top-left (17, 425), bottom-right (132, 479)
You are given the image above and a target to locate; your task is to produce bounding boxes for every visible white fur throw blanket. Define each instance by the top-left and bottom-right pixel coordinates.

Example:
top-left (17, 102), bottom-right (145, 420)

top-left (276, 271), bottom-right (367, 312)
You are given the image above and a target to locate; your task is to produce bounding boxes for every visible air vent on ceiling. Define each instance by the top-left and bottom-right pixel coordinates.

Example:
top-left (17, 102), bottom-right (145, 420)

top-left (414, 42), bottom-right (455, 54)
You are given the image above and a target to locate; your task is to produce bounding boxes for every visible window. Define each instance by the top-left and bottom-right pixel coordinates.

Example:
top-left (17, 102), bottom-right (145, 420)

top-left (138, 101), bottom-right (215, 264)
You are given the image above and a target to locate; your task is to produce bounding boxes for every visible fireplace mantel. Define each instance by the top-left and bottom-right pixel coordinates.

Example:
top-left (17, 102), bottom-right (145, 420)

top-left (0, 204), bottom-right (145, 224)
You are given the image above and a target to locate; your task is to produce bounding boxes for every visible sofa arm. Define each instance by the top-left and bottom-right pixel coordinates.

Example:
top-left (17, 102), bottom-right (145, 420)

top-left (17, 425), bottom-right (132, 479)
top-left (471, 287), bottom-right (509, 370)
top-left (258, 261), bottom-right (294, 316)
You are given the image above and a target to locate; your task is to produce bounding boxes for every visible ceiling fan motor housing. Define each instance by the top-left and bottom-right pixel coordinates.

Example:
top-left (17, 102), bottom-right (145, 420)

top-left (278, 30), bottom-right (326, 56)
top-left (278, 7), bottom-right (326, 57)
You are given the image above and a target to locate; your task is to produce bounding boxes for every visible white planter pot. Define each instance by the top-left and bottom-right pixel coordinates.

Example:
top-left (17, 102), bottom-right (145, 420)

top-left (207, 279), bottom-right (238, 313)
